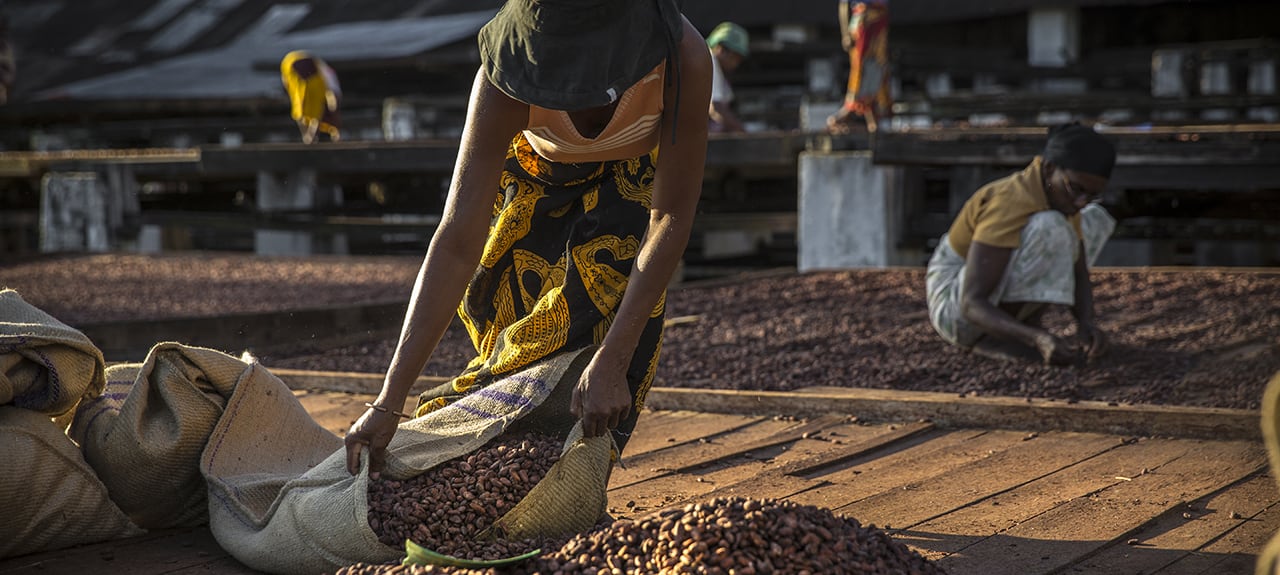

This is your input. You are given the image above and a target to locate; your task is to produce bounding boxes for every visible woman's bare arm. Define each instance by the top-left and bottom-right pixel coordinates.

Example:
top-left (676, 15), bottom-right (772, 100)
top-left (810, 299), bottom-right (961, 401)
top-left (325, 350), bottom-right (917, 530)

top-left (572, 18), bottom-right (713, 437)
top-left (345, 68), bottom-right (527, 474)
top-left (962, 241), bottom-right (1078, 365)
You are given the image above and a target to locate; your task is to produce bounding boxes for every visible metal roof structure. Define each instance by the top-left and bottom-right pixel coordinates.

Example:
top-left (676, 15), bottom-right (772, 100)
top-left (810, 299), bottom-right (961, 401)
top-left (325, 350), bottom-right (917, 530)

top-left (37, 9), bottom-right (495, 101)
top-left (6, 0), bottom-right (1229, 104)
top-left (1, 0), bottom-right (502, 103)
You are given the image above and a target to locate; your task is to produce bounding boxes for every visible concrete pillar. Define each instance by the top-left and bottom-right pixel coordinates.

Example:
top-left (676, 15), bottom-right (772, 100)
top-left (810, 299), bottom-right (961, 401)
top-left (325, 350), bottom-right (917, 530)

top-left (40, 172), bottom-right (109, 252)
top-left (220, 132), bottom-right (244, 147)
top-left (1199, 60), bottom-right (1235, 121)
top-left (256, 168), bottom-right (320, 211)
top-left (100, 164), bottom-right (141, 242)
top-left (254, 168), bottom-right (346, 256)
top-left (925, 73), bottom-right (952, 98)
top-left (798, 151), bottom-right (906, 270)
top-left (1249, 60), bottom-right (1277, 94)
top-left (382, 98), bottom-right (417, 141)
top-left (807, 57), bottom-right (838, 98)
top-left (1027, 7), bottom-right (1080, 68)
top-left (800, 97), bottom-right (842, 132)
top-left (1248, 60), bottom-right (1278, 123)
top-left (1152, 49), bottom-right (1190, 98)
top-left (1199, 61), bottom-right (1232, 96)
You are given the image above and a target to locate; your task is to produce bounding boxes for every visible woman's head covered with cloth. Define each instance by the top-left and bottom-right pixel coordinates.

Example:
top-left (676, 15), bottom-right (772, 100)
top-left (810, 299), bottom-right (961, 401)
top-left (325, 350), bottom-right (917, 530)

top-left (477, 0), bottom-right (684, 111)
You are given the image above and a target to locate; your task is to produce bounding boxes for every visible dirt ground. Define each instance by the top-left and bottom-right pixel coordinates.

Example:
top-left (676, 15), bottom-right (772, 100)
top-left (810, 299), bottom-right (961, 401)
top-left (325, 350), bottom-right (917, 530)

top-left (3, 254), bottom-right (1277, 410)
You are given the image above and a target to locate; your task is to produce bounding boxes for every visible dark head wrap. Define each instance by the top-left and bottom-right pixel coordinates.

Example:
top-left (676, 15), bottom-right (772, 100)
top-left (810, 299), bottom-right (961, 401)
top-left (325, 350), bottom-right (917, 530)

top-left (478, 0), bottom-right (684, 112)
top-left (1042, 122), bottom-right (1116, 179)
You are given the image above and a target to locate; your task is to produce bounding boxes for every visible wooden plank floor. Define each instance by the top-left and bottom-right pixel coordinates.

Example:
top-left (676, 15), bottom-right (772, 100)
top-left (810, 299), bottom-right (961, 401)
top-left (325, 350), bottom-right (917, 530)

top-left (2, 388), bottom-right (1273, 575)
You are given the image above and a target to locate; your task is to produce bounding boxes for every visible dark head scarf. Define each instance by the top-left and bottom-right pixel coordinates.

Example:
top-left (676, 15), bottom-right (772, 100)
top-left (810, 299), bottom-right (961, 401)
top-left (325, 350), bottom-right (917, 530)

top-left (478, 0), bottom-right (684, 112)
top-left (1042, 122), bottom-right (1116, 179)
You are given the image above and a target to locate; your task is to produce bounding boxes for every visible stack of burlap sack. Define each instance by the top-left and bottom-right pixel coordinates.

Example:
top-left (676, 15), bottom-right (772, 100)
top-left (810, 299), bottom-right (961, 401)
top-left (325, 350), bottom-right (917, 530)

top-left (1, 288), bottom-right (612, 574)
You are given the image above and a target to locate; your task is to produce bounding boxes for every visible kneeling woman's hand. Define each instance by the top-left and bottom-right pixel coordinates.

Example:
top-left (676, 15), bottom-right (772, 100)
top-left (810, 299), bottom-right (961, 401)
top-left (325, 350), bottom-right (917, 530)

top-left (344, 405), bottom-right (404, 477)
top-left (571, 351), bottom-right (632, 438)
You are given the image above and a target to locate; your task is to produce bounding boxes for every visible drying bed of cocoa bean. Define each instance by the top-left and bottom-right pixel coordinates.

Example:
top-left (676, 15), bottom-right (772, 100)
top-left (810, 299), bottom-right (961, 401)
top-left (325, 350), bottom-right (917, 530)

top-left (340, 496), bottom-right (947, 575)
top-left (3, 254), bottom-right (1277, 410)
top-left (0, 253), bottom-right (421, 323)
top-left (258, 267), bottom-right (1280, 410)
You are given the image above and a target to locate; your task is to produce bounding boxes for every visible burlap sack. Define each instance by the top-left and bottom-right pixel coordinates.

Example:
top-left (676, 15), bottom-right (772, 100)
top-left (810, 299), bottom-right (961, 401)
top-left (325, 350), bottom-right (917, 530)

top-left (70, 343), bottom-right (264, 529)
top-left (0, 289), bottom-right (105, 417)
top-left (483, 424), bottom-right (613, 542)
top-left (205, 346), bottom-right (607, 575)
top-left (1255, 371), bottom-right (1280, 575)
top-left (0, 406), bottom-right (144, 559)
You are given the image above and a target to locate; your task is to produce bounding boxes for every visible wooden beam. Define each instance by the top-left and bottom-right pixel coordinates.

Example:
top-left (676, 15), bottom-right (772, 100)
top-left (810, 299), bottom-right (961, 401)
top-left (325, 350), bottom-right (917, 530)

top-left (640, 386), bottom-right (1261, 440)
top-left (197, 140), bottom-right (460, 175)
top-left (261, 368), bottom-right (1263, 441)
top-left (873, 125), bottom-right (1280, 168)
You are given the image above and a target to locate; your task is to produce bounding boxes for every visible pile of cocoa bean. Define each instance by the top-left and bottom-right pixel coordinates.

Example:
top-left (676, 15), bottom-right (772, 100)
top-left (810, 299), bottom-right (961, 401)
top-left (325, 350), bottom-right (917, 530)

top-left (366, 431), bottom-right (565, 561)
top-left (339, 496), bottom-right (947, 575)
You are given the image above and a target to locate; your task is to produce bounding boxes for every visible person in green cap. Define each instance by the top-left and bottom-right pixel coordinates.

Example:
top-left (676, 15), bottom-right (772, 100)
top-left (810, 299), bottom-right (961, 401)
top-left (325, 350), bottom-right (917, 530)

top-left (343, 0), bottom-right (714, 477)
top-left (706, 21), bottom-right (750, 133)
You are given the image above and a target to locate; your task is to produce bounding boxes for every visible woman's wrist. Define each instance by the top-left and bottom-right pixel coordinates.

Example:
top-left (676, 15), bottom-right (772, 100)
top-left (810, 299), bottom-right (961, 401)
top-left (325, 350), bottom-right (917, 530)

top-left (364, 402), bottom-right (413, 419)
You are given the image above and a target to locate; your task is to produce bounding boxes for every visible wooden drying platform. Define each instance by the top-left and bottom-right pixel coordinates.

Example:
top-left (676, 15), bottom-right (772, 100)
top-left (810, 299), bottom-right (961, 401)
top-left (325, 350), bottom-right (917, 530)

top-left (2, 371), bottom-right (1274, 575)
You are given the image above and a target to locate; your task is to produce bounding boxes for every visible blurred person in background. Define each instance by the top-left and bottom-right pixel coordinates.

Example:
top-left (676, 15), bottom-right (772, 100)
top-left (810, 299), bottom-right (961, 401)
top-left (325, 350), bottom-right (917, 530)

top-left (706, 22), bottom-right (749, 133)
top-left (280, 50), bottom-right (342, 143)
top-left (925, 123), bottom-right (1118, 367)
top-left (827, 0), bottom-right (892, 133)
top-left (0, 16), bottom-right (15, 105)
top-left (343, 0), bottom-right (713, 476)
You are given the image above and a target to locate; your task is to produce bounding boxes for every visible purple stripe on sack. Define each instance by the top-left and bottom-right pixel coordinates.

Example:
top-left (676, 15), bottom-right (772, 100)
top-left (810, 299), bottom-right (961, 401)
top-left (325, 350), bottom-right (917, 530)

top-left (448, 403), bottom-right (502, 420)
top-left (0, 334), bottom-right (27, 354)
top-left (79, 391), bottom-right (129, 409)
top-left (79, 405), bottom-right (122, 438)
top-left (13, 342), bottom-right (65, 410)
top-left (504, 374), bottom-right (549, 393)
top-left (472, 388), bottom-right (536, 409)
top-left (451, 373), bottom-right (548, 415)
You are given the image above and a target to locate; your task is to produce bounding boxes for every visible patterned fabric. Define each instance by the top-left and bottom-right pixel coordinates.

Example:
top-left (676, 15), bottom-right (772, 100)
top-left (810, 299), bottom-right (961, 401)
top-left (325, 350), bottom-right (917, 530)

top-left (524, 62), bottom-right (665, 164)
top-left (841, 0), bottom-right (892, 119)
top-left (926, 203), bottom-right (1116, 347)
top-left (415, 134), bottom-right (665, 449)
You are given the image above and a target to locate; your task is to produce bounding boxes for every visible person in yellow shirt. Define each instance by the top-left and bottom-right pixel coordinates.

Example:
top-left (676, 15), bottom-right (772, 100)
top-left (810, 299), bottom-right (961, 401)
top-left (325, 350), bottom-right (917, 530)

top-left (279, 50), bottom-right (342, 144)
top-left (925, 123), bottom-right (1118, 366)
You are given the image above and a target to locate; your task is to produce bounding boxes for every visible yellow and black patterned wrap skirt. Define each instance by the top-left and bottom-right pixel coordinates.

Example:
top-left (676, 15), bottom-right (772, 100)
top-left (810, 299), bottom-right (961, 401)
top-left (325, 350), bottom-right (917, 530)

top-left (415, 134), bottom-right (665, 448)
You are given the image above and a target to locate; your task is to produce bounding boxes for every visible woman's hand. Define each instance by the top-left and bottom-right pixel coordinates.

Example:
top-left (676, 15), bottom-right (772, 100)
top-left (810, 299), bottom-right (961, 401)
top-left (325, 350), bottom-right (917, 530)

top-left (570, 352), bottom-right (632, 438)
top-left (1077, 320), bottom-right (1108, 362)
top-left (343, 406), bottom-right (402, 477)
top-left (1033, 331), bottom-right (1082, 366)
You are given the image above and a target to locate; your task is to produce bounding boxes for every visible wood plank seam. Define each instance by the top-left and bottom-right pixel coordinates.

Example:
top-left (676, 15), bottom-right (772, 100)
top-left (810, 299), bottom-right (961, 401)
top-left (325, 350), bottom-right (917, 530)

top-left (669, 414), bottom-right (853, 474)
top-left (1043, 469), bottom-right (1276, 575)
top-left (861, 434), bottom-right (1131, 532)
top-left (614, 417), bottom-right (772, 474)
top-left (670, 422), bottom-right (939, 509)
